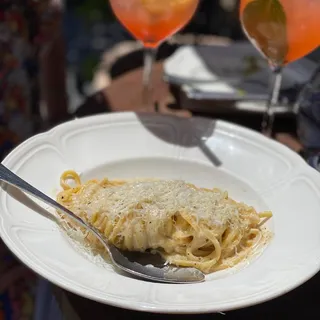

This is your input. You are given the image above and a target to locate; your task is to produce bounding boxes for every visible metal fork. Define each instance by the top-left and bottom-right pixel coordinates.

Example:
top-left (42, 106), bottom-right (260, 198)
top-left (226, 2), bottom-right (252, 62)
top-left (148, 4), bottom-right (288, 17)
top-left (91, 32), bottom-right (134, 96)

top-left (0, 164), bottom-right (205, 284)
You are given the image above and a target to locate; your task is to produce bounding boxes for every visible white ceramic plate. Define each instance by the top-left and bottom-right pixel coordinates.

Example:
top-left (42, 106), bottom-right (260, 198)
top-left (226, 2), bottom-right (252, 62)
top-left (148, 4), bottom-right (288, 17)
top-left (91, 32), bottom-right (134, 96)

top-left (1, 112), bottom-right (320, 314)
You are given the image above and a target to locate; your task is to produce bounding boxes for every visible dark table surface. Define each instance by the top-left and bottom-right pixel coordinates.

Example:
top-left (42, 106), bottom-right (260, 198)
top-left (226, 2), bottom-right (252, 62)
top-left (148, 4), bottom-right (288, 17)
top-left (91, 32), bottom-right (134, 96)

top-left (61, 62), bottom-right (317, 319)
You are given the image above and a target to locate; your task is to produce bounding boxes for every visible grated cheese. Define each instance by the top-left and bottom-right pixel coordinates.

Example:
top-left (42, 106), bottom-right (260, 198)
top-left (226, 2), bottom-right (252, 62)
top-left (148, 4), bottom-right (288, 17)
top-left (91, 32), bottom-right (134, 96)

top-left (70, 180), bottom-right (245, 228)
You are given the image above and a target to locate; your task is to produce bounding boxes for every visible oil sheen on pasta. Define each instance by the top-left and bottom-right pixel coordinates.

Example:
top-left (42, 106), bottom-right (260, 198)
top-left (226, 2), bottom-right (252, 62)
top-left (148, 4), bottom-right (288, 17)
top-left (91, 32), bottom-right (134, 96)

top-left (57, 170), bottom-right (273, 274)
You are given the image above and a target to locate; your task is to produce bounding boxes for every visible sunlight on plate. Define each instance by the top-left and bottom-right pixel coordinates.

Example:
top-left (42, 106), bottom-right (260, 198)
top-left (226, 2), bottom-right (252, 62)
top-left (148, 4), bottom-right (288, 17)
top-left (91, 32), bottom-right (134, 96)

top-left (1, 112), bottom-right (320, 313)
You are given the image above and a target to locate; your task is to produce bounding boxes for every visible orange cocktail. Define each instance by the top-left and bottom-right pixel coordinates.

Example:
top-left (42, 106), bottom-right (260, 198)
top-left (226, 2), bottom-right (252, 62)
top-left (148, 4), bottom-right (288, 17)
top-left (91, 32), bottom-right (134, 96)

top-left (239, 0), bottom-right (320, 135)
top-left (109, 0), bottom-right (199, 111)
top-left (109, 0), bottom-right (199, 48)
top-left (240, 0), bottom-right (320, 66)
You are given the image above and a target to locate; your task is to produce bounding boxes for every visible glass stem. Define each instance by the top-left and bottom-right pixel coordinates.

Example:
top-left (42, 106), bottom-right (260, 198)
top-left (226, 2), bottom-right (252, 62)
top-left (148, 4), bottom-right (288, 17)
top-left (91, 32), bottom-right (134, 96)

top-left (262, 66), bottom-right (283, 136)
top-left (142, 47), bottom-right (157, 111)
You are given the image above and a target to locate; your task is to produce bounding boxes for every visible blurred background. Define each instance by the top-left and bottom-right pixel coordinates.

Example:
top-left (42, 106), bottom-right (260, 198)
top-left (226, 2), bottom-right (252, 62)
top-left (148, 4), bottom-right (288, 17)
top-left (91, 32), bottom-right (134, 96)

top-left (64, 0), bottom-right (245, 110)
top-left (64, 0), bottom-right (319, 111)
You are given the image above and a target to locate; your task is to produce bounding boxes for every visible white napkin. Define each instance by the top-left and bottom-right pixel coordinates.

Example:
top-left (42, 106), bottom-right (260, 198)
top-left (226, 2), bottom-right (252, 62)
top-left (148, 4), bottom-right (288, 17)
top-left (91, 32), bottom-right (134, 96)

top-left (164, 41), bottom-right (318, 101)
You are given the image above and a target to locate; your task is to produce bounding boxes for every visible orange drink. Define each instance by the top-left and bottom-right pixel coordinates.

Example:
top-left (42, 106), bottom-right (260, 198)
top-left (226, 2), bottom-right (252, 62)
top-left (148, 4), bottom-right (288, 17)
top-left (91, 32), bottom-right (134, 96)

top-left (109, 0), bottom-right (199, 111)
top-left (109, 0), bottom-right (199, 48)
top-left (240, 0), bottom-right (320, 66)
top-left (239, 0), bottom-right (320, 136)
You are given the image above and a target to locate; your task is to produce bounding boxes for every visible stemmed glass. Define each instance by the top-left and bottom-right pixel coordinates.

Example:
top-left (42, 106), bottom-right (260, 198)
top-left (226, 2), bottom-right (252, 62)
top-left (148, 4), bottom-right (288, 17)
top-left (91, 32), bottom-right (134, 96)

top-left (239, 0), bottom-right (320, 136)
top-left (109, 0), bottom-right (199, 111)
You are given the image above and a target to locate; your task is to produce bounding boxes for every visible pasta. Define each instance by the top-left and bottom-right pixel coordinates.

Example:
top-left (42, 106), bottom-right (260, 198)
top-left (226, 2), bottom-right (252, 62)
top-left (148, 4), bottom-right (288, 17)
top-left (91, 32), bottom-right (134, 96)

top-left (57, 170), bottom-right (273, 274)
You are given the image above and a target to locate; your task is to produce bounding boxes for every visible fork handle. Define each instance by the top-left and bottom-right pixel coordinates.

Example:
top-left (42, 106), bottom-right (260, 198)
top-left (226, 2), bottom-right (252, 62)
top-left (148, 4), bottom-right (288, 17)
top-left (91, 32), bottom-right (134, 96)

top-left (0, 164), bottom-right (205, 283)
